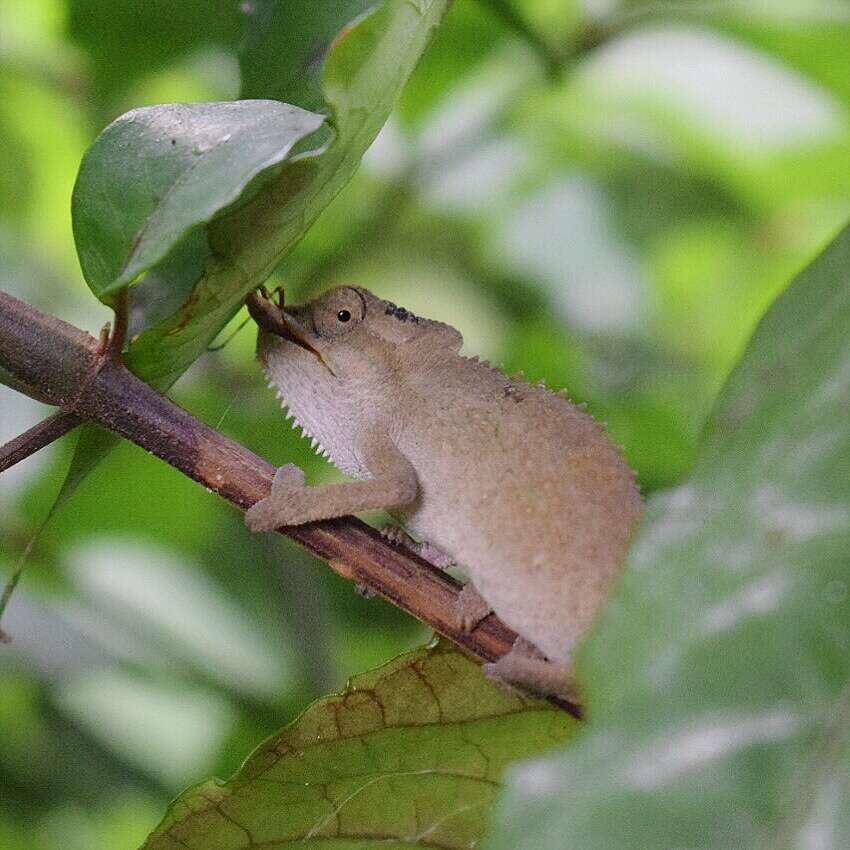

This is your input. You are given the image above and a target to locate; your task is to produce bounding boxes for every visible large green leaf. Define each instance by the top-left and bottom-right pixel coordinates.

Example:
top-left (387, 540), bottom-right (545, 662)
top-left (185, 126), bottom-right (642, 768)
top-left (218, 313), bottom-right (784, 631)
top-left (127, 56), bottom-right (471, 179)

top-left (108, 0), bottom-right (449, 388)
top-left (488, 222), bottom-right (850, 849)
top-left (72, 101), bottom-right (325, 305)
top-left (142, 638), bottom-right (577, 850)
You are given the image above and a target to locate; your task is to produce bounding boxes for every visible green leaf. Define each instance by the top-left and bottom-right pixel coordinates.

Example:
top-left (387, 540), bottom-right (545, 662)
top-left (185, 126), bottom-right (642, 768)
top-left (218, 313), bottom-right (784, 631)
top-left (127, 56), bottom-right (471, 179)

top-left (488, 221), bottom-right (850, 849)
top-left (51, 423), bottom-right (120, 509)
top-left (239, 0), bottom-right (377, 111)
top-left (76, 0), bottom-right (450, 389)
top-left (123, 0), bottom-right (449, 388)
top-left (72, 100), bottom-right (325, 304)
top-left (141, 638), bottom-right (577, 850)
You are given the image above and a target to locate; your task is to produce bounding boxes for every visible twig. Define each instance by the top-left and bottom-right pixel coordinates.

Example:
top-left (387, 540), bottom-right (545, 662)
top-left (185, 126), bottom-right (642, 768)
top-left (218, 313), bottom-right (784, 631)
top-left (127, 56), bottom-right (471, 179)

top-left (106, 288), bottom-right (129, 361)
top-left (0, 287), bottom-right (127, 477)
top-left (0, 292), bottom-right (130, 632)
top-left (475, 0), bottom-right (563, 78)
top-left (0, 288), bottom-right (581, 718)
top-left (0, 410), bottom-right (81, 474)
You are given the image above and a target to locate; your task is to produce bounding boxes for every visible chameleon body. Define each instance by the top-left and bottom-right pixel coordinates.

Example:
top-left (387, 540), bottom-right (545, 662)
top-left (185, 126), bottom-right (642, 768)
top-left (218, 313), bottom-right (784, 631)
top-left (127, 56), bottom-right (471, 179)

top-left (245, 286), bottom-right (642, 695)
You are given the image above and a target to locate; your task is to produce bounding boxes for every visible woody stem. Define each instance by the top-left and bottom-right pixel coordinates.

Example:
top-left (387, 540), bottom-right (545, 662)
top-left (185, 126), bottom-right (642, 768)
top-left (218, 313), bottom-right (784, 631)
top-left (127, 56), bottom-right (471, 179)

top-left (0, 410), bottom-right (82, 473)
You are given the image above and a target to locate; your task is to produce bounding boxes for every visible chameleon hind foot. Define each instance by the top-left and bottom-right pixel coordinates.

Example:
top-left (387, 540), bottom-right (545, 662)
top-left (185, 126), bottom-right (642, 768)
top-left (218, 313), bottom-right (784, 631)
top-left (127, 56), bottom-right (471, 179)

top-left (484, 637), bottom-right (580, 701)
top-left (381, 525), bottom-right (455, 569)
top-left (455, 582), bottom-right (492, 633)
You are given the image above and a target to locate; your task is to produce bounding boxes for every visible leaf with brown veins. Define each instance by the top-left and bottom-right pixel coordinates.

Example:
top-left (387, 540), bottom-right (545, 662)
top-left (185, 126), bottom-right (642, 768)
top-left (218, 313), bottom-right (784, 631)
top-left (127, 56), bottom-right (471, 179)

top-left (142, 638), bottom-right (577, 850)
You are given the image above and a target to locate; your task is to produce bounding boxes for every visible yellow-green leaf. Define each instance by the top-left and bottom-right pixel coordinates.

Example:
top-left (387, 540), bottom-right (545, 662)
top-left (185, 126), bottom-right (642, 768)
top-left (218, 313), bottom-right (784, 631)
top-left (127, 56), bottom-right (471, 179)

top-left (142, 639), bottom-right (577, 850)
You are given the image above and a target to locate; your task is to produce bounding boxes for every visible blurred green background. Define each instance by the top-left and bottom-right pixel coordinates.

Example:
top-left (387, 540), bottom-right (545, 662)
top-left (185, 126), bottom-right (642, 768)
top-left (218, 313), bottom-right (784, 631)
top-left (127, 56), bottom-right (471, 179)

top-left (1, 1), bottom-right (849, 846)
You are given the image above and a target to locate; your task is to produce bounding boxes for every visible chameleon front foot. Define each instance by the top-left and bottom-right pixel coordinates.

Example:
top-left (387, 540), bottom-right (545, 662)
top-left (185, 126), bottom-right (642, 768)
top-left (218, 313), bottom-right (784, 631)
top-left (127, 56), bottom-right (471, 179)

top-left (245, 464), bottom-right (307, 531)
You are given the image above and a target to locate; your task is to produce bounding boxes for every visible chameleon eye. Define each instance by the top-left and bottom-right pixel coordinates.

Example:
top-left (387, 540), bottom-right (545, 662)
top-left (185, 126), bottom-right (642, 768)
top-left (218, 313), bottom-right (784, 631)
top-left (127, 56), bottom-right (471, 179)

top-left (314, 288), bottom-right (364, 337)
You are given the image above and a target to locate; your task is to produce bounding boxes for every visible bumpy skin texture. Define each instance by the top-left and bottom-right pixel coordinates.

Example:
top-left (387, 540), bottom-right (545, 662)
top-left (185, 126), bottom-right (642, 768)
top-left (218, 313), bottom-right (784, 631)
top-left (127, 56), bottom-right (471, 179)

top-left (246, 286), bottom-right (643, 691)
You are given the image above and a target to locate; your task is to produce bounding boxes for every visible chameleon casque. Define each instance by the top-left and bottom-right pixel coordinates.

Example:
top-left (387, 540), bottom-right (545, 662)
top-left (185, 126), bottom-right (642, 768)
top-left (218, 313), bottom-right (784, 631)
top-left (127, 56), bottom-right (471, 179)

top-left (245, 286), bottom-right (643, 697)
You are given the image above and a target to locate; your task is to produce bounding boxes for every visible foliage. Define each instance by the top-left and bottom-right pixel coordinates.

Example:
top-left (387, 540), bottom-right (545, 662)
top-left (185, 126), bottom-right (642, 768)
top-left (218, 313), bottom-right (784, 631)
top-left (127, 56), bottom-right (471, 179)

top-left (489, 221), bottom-right (850, 849)
top-left (143, 638), bottom-right (577, 850)
top-left (1, 0), bottom-right (849, 849)
top-left (72, 101), bottom-right (325, 306)
top-left (72, 0), bottom-right (451, 388)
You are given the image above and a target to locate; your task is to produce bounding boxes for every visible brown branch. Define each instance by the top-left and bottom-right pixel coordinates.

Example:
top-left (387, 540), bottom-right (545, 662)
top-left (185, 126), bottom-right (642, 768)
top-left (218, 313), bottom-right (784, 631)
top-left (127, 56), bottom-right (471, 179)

top-left (0, 411), bottom-right (82, 473)
top-left (0, 288), bottom-right (581, 718)
top-left (0, 291), bottom-right (129, 475)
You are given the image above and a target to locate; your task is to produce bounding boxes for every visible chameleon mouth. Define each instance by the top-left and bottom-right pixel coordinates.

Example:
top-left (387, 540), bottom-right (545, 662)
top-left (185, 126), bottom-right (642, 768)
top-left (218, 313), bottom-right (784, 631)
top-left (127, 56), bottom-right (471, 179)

top-left (246, 289), bottom-right (326, 366)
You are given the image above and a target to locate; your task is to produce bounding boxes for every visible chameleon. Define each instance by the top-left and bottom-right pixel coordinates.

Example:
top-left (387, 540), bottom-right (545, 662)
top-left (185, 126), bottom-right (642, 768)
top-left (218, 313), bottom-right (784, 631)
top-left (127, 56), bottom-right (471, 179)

top-left (244, 286), bottom-right (643, 697)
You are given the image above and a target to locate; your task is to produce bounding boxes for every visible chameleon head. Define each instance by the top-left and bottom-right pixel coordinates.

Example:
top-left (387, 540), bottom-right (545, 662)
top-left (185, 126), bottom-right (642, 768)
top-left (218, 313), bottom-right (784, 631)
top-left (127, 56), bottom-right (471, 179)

top-left (248, 284), bottom-right (462, 380)
top-left (246, 285), bottom-right (462, 469)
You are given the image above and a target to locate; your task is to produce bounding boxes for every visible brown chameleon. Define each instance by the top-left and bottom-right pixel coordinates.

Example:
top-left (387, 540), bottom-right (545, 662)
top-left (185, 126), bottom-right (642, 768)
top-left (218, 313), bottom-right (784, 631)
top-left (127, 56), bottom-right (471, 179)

top-left (245, 286), bottom-right (642, 697)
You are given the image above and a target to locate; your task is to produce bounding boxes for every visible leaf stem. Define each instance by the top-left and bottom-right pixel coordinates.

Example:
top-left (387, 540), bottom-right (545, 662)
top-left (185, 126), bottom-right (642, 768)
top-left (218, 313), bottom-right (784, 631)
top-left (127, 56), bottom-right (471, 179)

top-left (107, 288), bottom-right (129, 360)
